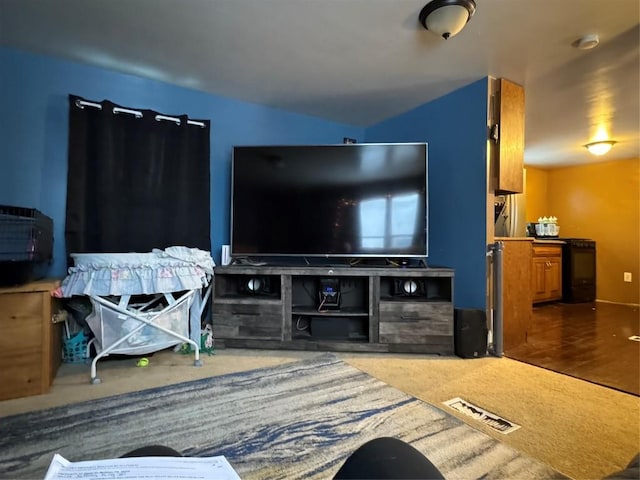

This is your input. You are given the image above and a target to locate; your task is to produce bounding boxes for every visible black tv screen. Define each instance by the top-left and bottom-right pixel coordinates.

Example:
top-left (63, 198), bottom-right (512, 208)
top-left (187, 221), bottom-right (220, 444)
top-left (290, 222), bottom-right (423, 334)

top-left (230, 143), bottom-right (428, 259)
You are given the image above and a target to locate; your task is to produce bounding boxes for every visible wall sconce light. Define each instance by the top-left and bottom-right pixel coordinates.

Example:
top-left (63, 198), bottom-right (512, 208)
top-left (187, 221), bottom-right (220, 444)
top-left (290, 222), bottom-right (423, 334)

top-left (419, 0), bottom-right (476, 40)
top-left (584, 140), bottom-right (616, 156)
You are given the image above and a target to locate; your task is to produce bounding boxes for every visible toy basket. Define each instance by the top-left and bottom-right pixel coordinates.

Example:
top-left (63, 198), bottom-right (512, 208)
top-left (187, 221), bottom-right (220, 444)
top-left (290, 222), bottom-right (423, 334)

top-left (62, 331), bottom-right (90, 364)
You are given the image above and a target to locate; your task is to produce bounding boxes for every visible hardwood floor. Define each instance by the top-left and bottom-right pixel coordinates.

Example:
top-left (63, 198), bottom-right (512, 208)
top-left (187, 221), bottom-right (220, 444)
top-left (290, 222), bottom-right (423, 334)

top-left (505, 301), bottom-right (640, 396)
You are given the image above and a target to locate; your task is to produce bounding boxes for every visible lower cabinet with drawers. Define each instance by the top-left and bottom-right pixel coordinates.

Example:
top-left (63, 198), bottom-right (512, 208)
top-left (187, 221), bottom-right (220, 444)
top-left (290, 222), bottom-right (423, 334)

top-left (212, 265), bottom-right (454, 355)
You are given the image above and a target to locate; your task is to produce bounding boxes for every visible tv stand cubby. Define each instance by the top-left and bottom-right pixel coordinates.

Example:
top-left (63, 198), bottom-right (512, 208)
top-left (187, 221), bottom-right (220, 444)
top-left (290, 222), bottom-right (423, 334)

top-left (212, 265), bottom-right (455, 355)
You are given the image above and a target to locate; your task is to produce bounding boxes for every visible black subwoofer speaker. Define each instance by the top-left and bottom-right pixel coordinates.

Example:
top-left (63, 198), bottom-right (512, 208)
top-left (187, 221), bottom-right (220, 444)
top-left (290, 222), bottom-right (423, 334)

top-left (454, 309), bottom-right (488, 358)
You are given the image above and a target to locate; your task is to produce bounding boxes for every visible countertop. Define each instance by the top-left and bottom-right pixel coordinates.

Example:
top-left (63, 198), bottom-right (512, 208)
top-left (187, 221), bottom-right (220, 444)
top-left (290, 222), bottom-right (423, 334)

top-left (495, 237), bottom-right (566, 245)
top-left (532, 238), bottom-right (565, 245)
top-left (495, 237), bottom-right (534, 242)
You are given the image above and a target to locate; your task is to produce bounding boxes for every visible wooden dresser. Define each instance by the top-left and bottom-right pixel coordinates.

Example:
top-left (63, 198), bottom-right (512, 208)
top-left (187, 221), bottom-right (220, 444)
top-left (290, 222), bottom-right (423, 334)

top-left (0, 279), bottom-right (62, 401)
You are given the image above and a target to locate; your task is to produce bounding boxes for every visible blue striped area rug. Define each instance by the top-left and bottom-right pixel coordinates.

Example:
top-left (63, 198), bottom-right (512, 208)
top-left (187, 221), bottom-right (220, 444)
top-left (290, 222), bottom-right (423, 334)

top-left (0, 353), bottom-right (564, 479)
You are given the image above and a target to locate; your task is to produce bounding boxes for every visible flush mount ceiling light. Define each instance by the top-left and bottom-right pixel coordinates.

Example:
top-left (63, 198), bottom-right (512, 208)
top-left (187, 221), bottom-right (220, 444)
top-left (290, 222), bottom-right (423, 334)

top-left (584, 140), bottom-right (616, 156)
top-left (573, 34), bottom-right (600, 50)
top-left (419, 0), bottom-right (476, 40)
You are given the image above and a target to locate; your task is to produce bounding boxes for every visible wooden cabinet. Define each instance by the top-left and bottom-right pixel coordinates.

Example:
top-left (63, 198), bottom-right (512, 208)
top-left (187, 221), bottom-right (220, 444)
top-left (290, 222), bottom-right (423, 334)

top-left (532, 244), bottom-right (563, 303)
top-left (490, 78), bottom-right (525, 194)
top-left (212, 265), bottom-right (454, 355)
top-left (498, 239), bottom-right (533, 351)
top-left (0, 279), bottom-right (62, 400)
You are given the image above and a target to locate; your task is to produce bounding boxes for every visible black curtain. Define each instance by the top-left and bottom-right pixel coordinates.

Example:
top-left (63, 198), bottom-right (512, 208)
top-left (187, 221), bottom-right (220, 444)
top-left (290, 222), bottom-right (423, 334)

top-left (65, 95), bottom-right (210, 267)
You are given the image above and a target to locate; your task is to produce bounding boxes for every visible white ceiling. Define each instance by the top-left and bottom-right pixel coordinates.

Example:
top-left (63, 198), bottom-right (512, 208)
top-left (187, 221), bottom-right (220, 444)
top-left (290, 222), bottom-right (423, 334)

top-left (1, 0), bottom-right (638, 168)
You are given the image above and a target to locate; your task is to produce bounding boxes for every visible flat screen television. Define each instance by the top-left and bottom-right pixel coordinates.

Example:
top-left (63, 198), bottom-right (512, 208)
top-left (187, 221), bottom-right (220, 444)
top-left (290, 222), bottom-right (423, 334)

top-left (230, 142), bottom-right (428, 260)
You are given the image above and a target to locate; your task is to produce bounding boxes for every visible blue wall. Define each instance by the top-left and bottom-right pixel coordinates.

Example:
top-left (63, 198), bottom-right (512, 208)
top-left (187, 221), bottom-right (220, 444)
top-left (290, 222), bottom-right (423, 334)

top-left (0, 47), bottom-right (488, 309)
top-left (365, 78), bottom-right (489, 309)
top-left (0, 48), bottom-right (364, 277)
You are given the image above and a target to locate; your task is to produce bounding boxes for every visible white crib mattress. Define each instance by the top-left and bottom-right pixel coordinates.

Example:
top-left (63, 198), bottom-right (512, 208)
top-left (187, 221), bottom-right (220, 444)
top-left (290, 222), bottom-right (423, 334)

top-left (59, 246), bottom-right (215, 297)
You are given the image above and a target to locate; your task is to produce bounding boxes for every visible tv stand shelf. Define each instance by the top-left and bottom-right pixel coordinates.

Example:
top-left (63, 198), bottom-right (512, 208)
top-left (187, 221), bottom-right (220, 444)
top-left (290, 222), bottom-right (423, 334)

top-left (292, 306), bottom-right (369, 316)
top-left (212, 265), bottom-right (455, 355)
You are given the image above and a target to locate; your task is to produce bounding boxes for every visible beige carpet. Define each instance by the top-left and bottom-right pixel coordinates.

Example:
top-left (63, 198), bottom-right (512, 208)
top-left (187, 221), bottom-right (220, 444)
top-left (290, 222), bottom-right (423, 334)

top-left (341, 353), bottom-right (640, 480)
top-left (1, 348), bottom-right (638, 480)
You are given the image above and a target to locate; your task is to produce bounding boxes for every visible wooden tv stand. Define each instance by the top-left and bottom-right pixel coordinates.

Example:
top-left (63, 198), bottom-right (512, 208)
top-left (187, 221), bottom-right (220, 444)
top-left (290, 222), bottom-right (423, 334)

top-left (212, 265), bottom-right (455, 355)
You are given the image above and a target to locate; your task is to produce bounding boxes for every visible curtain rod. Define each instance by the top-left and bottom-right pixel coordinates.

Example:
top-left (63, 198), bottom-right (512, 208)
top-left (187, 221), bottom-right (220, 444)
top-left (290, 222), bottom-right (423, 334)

top-left (74, 99), bottom-right (206, 127)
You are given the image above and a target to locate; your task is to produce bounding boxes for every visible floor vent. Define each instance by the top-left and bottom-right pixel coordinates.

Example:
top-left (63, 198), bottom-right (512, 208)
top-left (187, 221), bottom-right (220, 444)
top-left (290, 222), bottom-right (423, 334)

top-left (443, 397), bottom-right (521, 434)
top-left (629, 335), bottom-right (640, 342)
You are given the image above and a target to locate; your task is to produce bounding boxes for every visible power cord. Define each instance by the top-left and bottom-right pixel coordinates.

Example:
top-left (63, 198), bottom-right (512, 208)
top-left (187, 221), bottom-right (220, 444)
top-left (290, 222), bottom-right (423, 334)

top-left (317, 295), bottom-right (327, 312)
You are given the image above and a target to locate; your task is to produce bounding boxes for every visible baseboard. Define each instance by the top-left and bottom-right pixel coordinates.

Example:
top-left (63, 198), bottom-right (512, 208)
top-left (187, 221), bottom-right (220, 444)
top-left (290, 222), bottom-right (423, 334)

top-left (595, 299), bottom-right (640, 308)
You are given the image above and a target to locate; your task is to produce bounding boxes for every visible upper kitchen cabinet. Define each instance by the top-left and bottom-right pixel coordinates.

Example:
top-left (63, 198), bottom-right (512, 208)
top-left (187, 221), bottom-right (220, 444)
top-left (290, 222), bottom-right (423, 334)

top-left (489, 78), bottom-right (525, 194)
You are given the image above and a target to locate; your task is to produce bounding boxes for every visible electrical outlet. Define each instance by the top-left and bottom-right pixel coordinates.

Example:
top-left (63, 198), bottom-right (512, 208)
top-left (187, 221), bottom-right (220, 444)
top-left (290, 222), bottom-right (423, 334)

top-left (624, 272), bottom-right (632, 282)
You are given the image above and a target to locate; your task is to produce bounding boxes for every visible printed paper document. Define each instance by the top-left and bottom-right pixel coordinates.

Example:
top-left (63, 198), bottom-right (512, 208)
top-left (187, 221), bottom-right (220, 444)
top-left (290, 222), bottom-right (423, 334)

top-left (44, 453), bottom-right (241, 480)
